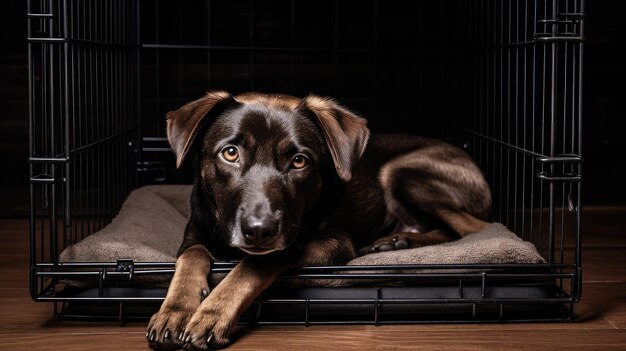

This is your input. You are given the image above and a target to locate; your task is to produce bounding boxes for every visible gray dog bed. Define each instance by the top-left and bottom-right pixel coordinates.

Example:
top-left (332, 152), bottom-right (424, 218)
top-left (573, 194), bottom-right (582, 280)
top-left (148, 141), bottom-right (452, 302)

top-left (59, 185), bottom-right (545, 287)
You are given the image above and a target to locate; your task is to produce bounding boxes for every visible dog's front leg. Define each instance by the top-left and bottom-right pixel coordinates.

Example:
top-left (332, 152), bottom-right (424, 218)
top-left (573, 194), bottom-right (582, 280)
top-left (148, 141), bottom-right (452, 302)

top-left (147, 243), bottom-right (211, 350)
top-left (182, 229), bottom-right (355, 350)
top-left (180, 256), bottom-right (281, 349)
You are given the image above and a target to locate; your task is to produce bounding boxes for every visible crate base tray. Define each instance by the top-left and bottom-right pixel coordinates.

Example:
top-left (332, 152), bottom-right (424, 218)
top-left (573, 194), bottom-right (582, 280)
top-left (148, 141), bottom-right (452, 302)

top-left (49, 283), bottom-right (573, 323)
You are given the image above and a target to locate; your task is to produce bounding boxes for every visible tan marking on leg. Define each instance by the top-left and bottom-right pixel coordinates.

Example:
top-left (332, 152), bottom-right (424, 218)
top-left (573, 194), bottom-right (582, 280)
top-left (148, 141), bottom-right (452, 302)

top-left (297, 231), bottom-right (356, 266)
top-left (398, 229), bottom-right (456, 246)
top-left (181, 231), bottom-right (353, 349)
top-left (147, 244), bottom-right (211, 349)
top-left (437, 210), bottom-right (490, 237)
top-left (183, 258), bottom-right (282, 349)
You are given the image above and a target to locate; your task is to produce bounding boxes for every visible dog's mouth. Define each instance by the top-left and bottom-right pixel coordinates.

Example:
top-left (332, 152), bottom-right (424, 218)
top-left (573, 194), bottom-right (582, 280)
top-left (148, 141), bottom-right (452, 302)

top-left (238, 246), bottom-right (280, 255)
top-left (233, 238), bottom-right (295, 256)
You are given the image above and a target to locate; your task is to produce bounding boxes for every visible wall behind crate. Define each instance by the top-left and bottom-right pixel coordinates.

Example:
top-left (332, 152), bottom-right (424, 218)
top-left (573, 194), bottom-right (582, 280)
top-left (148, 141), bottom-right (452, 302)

top-left (138, 0), bottom-right (459, 138)
top-left (0, 1), bottom-right (30, 217)
top-left (137, 0), bottom-right (467, 184)
top-left (1, 0), bottom-right (625, 218)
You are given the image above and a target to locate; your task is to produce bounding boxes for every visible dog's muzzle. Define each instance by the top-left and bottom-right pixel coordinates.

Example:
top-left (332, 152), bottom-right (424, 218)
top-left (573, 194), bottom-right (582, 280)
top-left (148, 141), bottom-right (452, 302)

top-left (240, 212), bottom-right (279, 247)
top-left (232, 201), bottom-right (285, 255)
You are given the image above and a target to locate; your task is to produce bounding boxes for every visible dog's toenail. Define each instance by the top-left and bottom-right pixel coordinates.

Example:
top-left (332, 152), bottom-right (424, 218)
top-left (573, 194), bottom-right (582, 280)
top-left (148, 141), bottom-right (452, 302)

top-left (394, 240), bottom-right (409, 249)
top-left (207, 332), bottom-right (215, 345)
top-left (149, 330), bottom-right (156, 342)
top-left (201, 289), bottom-right (209, 299)
top-left (392, 237), bottom-right (398, 242)
top-left (185, 334), bottom-right (192, 343)
top-left (378, 244), bottom-right (394, 251)
top-left (164, 329), bottom-right (171, 340)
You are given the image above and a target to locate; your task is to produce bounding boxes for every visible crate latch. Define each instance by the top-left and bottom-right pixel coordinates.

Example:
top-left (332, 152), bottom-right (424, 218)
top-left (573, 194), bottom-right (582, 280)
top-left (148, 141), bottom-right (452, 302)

top-left (535, 154), bottom-right (583, 182)
top-left (116, 259), bottom-right (135, 281)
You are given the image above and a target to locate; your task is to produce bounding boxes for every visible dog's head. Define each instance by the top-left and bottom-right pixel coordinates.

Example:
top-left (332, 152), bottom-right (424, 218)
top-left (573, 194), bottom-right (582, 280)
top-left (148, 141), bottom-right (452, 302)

top-left (166, 91), bottom-right (369, 255)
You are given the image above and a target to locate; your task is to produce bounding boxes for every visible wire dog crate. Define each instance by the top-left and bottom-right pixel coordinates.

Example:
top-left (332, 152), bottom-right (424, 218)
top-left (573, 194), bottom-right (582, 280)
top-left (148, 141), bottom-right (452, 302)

top-left (28, 0), bottom-right (584, 324)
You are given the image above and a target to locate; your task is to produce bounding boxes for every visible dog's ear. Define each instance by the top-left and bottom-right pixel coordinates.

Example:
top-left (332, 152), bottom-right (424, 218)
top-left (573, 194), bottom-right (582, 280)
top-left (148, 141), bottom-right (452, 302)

top-left (302, 95), bottom-right (370, 182)
top-left (166, 91), bottom-right (236, 168)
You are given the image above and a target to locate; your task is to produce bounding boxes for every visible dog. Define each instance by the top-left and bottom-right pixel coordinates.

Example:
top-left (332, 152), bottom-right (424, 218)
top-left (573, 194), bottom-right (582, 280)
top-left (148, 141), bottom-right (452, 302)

top-left (147, 91), bottom-right (491, 350)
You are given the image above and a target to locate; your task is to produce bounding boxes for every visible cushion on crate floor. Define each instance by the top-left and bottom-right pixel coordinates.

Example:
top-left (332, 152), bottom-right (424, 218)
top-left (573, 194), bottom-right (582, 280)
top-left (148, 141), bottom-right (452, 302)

top-left (59, 185), bottom-right (545, 287)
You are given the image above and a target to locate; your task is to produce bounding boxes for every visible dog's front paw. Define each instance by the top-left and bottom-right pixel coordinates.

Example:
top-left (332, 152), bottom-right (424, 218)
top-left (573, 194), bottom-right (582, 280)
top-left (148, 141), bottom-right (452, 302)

top-left (147, 289), bottom-right (209, 350)
top-left (181, 301), bottom-right (236, 350)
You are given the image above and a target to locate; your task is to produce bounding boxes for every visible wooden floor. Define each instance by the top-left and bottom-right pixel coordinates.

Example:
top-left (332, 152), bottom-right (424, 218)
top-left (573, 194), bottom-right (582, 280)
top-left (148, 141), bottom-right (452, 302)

top-left (2, 208), bottom-right (626, 350)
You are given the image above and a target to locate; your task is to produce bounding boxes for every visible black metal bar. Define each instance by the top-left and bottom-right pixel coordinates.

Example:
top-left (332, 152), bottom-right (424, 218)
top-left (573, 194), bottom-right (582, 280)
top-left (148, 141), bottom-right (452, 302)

top-left (536, 172), bottom-right (581, 182)
top-left (36, 261), bottom-right (577, 270)
top-left (462, 128), bottom-right (546, 158)
top-left (574, 0), bottom-right (585, 303)
top-left (536, 36), bottom-right (584, 42)
top-left (505, 0), bottom-right (512, 227)
top-left (529, 0), bottom-right (538, 247)
top-left (35, 295), bottom-right (576, 304)
top-left (98, 269), bottom-right (104, 297)
top-left (142, 147), bottom-right (172, 152)
top-left (27, 0), bottom-right (37, 301)
top-left (481, 272), bottom-right (487, 298)
top-left (27, 157), bottom-right (66, 164)
top-left (546, 0), bottom-right (558, 266)
top-left (47, 0), bottom-right (58, 268)
top-left (498, 0), bottom-right (504, 223)
top-left (537, 19), bottom-right (575, 24)
top-left (29, 174), bottom-right (60, 183)
top-left (513, 0), bottom-right (520, 234)
top-left (249, 0), bottom-right (254, 90)
top-left (28, 37), bottom-right (66, 42)
top-left (35, 271), bottom-right (575, 281)
top-left (119, 302), bottom-right (124, 325)
top-left (69, 126), bottom-right (137, 155)
top-left (28, 13), bottom-right (54, 18)
top-left (374, 287), bottom-right (381, 326)
top-left (53, 314), bottom-right (573, 324)
top-left (536, 155), bottom-right (582, 163)
top-left (558, 12), bottom-right (584, 17)
top-left (63, 0), bottom-right (71, 229)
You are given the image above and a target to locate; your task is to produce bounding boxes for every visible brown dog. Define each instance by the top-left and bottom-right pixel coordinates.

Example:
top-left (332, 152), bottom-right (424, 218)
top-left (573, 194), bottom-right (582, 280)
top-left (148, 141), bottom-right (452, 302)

top-left (147, 91), bottom-right (491, 350)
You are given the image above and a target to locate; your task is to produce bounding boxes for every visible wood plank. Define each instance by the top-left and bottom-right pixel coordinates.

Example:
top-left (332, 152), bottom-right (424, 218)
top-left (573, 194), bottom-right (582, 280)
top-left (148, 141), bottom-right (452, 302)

top-left (562, 248), bottom-right (626, 283)
top-left (579, 207), bottom-right (626, 247)
top-left (231, 329), bottom-right (626, 351)
top-left (0, 329), bottom-right (625, 351)
top-left (582, 283), bottom-right (626, 329)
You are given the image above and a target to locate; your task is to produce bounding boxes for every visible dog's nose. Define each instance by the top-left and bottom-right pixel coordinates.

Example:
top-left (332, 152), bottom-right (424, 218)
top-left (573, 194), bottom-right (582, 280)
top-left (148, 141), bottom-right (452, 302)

top-left (241, 214), bottom-right (278, 246)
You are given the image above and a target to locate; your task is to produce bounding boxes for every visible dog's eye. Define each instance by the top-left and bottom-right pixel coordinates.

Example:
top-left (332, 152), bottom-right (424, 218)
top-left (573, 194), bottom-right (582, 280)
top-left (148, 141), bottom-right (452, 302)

top-left (221, 146), bottom-right (239, 162)
top-left (291, 154), bottom-right (309, 169)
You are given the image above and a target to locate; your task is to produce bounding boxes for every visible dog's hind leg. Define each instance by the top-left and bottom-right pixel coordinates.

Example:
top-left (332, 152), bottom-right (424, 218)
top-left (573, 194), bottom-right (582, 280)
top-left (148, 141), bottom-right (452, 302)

top-left (378, 144), bottom-right (492, 242)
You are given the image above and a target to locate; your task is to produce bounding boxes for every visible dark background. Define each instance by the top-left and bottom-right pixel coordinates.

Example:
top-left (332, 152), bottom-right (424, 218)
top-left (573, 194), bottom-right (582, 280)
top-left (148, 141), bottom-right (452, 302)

top-left (1, 1), bottom-right (624, 218)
